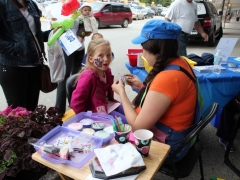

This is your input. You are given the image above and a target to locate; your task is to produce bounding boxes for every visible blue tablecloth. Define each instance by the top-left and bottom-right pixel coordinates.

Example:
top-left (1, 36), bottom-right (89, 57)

top-left (125, 61), bottom-right (240, 111)
top-left (226, 56), bottom-right (240, 65)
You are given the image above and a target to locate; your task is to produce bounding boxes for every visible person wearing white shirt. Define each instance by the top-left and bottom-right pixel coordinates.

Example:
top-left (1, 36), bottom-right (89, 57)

top-left (165, 0), bottom-right (208, 56)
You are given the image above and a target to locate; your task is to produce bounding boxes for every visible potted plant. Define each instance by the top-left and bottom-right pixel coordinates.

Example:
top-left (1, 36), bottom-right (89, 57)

top-left (0, 105), bottom-right (62, 180)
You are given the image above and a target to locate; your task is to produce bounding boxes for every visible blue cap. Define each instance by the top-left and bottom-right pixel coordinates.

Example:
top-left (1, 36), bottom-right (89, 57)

top-left (131, 20), bottom-right (182, 44)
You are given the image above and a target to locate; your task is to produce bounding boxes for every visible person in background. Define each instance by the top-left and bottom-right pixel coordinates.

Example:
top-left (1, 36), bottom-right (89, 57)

top-left (216, 92), bottom-right (240, 152)
top-left (82, 33), bottom-right (104, 66)
top-left (45, 0), bottom-right (66, 21)
top-left (71, 39), bottom-right (126, 123)
top-left (112, 20), bottom-right (197, 162)
top-left (0, 0), bottom-right (51, 111)
top-left (92, 32), bottom-right (104, 40)
top-left (76, 2), bottom-right (98, 41)
top-left (165, 0), bottom-right (208, 56)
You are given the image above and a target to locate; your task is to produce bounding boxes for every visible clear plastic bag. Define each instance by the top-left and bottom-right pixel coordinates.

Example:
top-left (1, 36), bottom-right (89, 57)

top-left (47, 31), bottom-right (66, 83)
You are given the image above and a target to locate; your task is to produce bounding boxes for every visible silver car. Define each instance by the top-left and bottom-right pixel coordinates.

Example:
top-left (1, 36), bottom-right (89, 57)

top-left (131, 9), bottom-right (145, 20)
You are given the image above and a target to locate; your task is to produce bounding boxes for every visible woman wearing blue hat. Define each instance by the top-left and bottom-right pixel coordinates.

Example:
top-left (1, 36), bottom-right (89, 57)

top-left (112, 19), bottom-right (199, 162)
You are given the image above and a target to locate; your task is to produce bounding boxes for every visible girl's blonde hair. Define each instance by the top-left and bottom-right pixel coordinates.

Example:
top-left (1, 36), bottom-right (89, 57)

top-left (74, 39), bottom-right (112, 85)
top-left (92, 33), bottom-right (104, 40)
top-left (85, 39), bottom-right (112, 68)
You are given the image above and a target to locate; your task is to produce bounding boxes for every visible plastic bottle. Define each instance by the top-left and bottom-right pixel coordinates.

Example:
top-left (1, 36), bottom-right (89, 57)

top-left (214, 49), bottom-right (222, 65)
top-left (213, 49), bottom-right (222, 74)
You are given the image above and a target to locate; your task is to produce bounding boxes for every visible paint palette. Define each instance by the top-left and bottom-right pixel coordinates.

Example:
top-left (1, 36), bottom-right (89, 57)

top-left (62, 111), bottom-right (114, 145)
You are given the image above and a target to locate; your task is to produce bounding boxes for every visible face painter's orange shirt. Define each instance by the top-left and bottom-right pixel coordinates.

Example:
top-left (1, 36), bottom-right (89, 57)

top-left (135, 58), bottom-right (196, 131)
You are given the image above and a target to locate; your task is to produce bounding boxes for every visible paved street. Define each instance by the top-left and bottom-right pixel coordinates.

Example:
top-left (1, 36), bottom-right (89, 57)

top-left (1, 16), bottom-right (240, 180)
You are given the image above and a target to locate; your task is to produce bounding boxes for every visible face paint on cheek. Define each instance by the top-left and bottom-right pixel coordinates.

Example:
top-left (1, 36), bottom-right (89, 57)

top-left (94, 58), bottom-right (103, 68)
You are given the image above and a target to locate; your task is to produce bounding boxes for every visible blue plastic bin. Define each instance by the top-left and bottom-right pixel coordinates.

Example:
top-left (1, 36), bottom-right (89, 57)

top-left (210, 108), bottom-right (222, 128)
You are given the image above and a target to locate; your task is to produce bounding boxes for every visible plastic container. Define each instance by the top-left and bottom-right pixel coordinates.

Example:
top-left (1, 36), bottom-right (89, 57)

top-left (126, 49), bottom-right (143, 67)
top-left (34, 126), bottom-right (103, 168)
top-left (210, 108), bottom-right (222, 128)
top-left (63, 111), bottom-right (114, 145)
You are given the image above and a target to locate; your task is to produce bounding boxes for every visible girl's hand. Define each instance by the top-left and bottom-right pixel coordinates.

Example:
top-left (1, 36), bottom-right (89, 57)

top-left (112, 79), bottom-right (125, 95)
top-left (125, 74), bottom-right (143, 91)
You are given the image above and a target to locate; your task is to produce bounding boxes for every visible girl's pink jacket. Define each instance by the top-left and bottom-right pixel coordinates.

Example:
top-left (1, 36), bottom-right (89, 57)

top-left (70, 67), bottom-right (115, 114)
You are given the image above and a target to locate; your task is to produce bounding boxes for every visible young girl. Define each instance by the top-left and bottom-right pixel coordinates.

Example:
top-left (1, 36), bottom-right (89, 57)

top-left (70, 39), bottom-right (126, 122)
top-left (82, 33), bottom-right (115, 66)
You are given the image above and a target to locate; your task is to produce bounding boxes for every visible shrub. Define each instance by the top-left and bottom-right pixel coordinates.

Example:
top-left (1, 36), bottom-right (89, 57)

top-left (0, 105), bottom-right (62, 180)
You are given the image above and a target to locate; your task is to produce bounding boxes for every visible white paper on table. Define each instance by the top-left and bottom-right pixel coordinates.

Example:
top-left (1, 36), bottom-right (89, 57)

top-left (94, 143), bottom-right (145, 177)
top-left (214, 38), bottom-right (238, 62)
top-left (107, 101), bottom-right (121, 114)
top-left (193, 65), bottom-right (226, 72)
top-left (85, 173), bottom-right (141, 180)
top-left (58, 29), bottom-right (82, 56)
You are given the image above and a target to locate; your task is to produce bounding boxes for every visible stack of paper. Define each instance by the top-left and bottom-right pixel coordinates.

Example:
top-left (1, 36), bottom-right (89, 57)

top-left (89, 143), bottom-right (146, 179)
top-left (89, 157), bottom-right (145, 179)
top-left (193, 65), bottom-right (226, 73)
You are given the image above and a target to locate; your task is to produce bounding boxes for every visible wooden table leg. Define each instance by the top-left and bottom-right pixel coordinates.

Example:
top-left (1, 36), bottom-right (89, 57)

top-left (57, 172), bottom-right (71, 180)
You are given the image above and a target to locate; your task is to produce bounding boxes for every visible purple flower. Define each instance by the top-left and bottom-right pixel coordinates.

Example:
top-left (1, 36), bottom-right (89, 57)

top-left (0, 106), bottom-right (31, 118)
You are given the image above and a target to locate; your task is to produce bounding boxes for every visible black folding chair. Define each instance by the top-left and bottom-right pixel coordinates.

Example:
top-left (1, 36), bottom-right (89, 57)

top-left (66, 74), bottom-right (79, 104)
top-left (224, 113), bottom-right (240, 177)
top-left (159, 102), bottom-right (219, 180)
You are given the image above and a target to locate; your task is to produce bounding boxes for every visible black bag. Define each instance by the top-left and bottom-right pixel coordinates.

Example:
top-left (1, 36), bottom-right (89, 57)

top-left (201, 53), bottom-right (214, 65)
top-left (40, 60), bottom-right (58, 93)
top-left (187, 53), bottom-right (214, 66)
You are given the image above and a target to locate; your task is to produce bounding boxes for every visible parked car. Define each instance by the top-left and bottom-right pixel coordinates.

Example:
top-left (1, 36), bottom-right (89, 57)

top-left (41, 0), bottom-right (57, 8)
top-left (160, 7), bottom-right (168, 17)
top-left (188, 0), bottom-right (223, 47)
top-left (151, 6), bottom-right (161, 16)
top-left (131, 8), bottom-right (145, 20)
top-left (133, 5), bottom-right (145, 10)
top-left (140, 8), bottom-right (148, 19)
top-left (144, 7), bottom-right (154, 18)
top-left (91, 2), bottom-right (132, 28)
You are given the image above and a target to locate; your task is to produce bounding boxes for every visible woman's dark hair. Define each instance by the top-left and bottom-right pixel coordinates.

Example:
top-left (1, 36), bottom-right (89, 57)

top-left (132, 39), bottom-right (179, 108)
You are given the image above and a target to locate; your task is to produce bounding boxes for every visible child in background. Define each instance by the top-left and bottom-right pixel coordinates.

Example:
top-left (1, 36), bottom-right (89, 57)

top-left (77, 3), bottom-right (98, 41)
top-left (70, 39), bottom-right (126, 123)
top-left (91, 32), bottom-right (104, 40)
